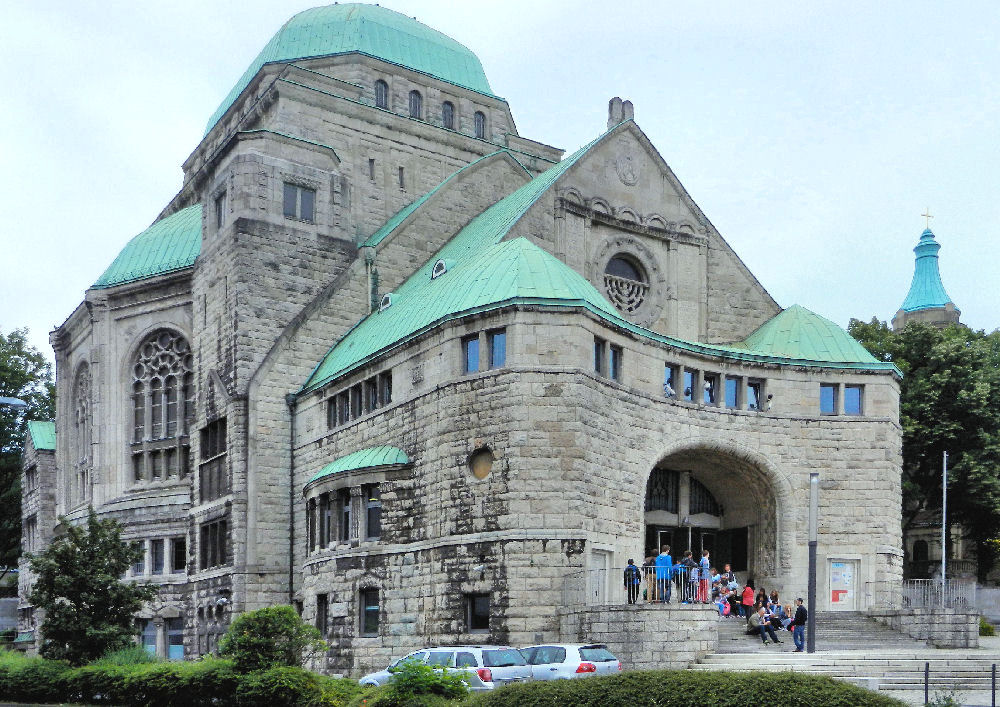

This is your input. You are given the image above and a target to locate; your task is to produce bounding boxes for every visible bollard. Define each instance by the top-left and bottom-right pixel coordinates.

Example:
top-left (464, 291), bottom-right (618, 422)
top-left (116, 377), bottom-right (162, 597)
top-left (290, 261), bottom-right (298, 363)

top-left (992, 663), bottom-right (996, 707)
top-left (924, 662), bottom-right (929, 706)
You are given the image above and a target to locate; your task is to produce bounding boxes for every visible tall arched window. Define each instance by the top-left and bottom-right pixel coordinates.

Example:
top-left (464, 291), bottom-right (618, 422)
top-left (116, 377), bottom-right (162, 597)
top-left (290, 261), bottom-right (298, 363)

top-left (130, 330), bottom-right (194, 484)
top-left (374, 80), bottom-right (388, 109)
top-left (474, 111), bottom-right (486, 139)
top-left (72, 364), bottom-right (92, 503)
top-left (408, 90), bottom-right (422, 119)
top-left (442, 101), bottom-right (455, 129)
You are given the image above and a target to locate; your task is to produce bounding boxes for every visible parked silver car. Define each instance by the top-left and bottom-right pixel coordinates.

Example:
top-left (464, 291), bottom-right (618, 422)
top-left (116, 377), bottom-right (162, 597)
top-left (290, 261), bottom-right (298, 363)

top-left (359, 645), bottom-right (531, 691)
top-left (519, 643), bottom-right (622, 680)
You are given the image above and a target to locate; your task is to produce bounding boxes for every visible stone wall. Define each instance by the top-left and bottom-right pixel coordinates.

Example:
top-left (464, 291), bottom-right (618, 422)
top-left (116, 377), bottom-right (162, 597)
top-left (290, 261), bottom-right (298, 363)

top-left (558, 604), bottom-right (719, 670)
top-left (867, 607), bottom-right (979, 648)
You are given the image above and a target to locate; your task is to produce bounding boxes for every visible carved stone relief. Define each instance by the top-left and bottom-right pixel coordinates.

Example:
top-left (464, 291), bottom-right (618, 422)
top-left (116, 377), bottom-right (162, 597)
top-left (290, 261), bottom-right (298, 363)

top-left (591, 234), bottom-right (667, 328)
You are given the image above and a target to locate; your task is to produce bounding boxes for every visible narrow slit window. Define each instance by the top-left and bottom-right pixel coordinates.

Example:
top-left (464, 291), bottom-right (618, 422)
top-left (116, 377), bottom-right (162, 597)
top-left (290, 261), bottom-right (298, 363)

top-left (408, 90), bottom-right (422, 119)
top-left (442, 101), bottom-right (455, 129)
top-left (725, 377), bottom-right (741, 408)
top-left (683, 369), bottom-right (695, 401)
top-left (593, 337), bottom-right (606, 376)
top-left (489, 329), bottom-right (506, 369)
top-left (374, 80), bottom-right (388, 109)
top-left (463, 335), bottom-right (480, 374)
top-left (609, 344), bottom-right (623, 381)
top-left (398, 166), bottom-right (405, 190)
top-left (474, 111), bottom-right (486, 139)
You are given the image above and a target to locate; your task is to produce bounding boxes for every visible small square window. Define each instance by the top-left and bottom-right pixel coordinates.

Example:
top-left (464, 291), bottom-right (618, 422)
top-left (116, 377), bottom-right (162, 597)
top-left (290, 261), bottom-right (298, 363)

top-left (844, 385), bottom-right (863, 415)
top-left (466, 593), bottom-right (490, 633)
top-left (593, 337), bottom-right (606, 376)
top-left (609, 345), bottom-right (623, 382)
top-left (725, 377), bottom-right (740, 408)
top-left (463, 335), bottom-right (480, 374)
top-left (820, 383), bottom-right (838, 415)
top-left (361, 589), bottom-right (379, 636)
top-left (488, 329), bottom-right (506, 369)
top-left (283, 183), bottom-right (316, 222)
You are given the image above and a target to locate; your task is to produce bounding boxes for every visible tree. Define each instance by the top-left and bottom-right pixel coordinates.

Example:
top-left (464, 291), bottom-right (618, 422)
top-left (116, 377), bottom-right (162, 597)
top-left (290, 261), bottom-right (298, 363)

top-left (0, 327), bottom-right (55, 580)
top-left (849, 318), bottom-right (1000, 580)
top-left (218, 605), bottom-right (325, 672)
top-left (27, 509), bottom-right (158, 664)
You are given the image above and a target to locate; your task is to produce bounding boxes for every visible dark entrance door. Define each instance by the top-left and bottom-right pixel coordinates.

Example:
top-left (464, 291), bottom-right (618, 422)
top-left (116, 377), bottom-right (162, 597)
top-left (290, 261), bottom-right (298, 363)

top-left (714, 527), bottom-right (749, 572)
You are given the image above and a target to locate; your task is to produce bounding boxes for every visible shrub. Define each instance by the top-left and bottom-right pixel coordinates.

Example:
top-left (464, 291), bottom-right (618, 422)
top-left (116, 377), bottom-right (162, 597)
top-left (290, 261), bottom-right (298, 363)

top-left (235, 665), bottom-right (323, 706)
top-left (472, 670), bottom-right (905, 707)
top-left (346, 661), bottom-right (469, 707)
top-left (316, 675), bottom-right (365, 706)
top-left (346, 685), bottom-right (458, 707)
top-left (980, 617), bottom-right (995, 636)
top-left (219, 605), bottom-right (326, 672)
top-left (94, 644), bottom-right (162, 665)
top-left (0, 650), bottom-right (72, 704)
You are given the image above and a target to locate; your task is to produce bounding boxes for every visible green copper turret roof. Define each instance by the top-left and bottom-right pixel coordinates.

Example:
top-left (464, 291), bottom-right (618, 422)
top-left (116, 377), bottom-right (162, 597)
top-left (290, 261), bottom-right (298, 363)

top-left (900, 228), bottom-right (954, 312)
top-left (92, 205), bottom-right (202, 289)
top-left (733, 305), bottom-right (880, 364)
top-left (27, 421), bottom-right (56, 451)
top-left (205, 3), bottom-right (496, 135)
top-left (309, 445), bottom-right (409, 484)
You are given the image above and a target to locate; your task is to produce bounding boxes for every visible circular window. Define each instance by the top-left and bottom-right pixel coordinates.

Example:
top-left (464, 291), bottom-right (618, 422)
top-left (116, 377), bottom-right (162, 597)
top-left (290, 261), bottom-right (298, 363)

top-left (468, 448), bottom-right (494, 480)
top-left (603, 255), bottom-right (648, 313)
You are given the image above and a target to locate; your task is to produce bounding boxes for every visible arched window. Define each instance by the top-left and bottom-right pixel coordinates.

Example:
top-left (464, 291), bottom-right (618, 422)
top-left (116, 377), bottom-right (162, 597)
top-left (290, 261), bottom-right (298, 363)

top-left (603, 254), bottom-right (649, 314)
top-left (689, 478), bottom-right (722, 516)
top-left (442, 101), bottom-right (455, 129)
top-left (474, 111), bottom-right (486, 139)
top-left (130, 329), bottom-right (194, 484)
top-left (408, 90), bottom-right (422, 119)
top-left (644, 468), bottom-right (679, 513)
top-left (72, 364), bottom-right (92, 503)
top-left (374, 80), bottom-right (388, 109)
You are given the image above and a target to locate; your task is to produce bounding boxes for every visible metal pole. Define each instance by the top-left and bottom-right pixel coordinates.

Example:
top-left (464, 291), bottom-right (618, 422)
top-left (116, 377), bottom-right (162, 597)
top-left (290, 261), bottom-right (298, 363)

top-left (942, 451), bottom-right (948, 605)
top-left (992, 662), bottom-right (995, 707)
top-left (924, 662), bottom-right (929, 705)
top-left (807, 472), bottom-right (819, 654)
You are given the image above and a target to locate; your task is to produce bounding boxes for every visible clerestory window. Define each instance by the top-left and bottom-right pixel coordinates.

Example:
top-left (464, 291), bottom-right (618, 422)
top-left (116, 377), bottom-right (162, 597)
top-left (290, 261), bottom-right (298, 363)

top-left (442, 101), bottom-right (455, 129)
top-left (374, 79), bottom-right (388, 109)
top-left (408, 90), bottom-right (422, 119)
top-left (474, 111), bottom-right (486, 139)
top-left (130, 330), bottom-right (193, 485)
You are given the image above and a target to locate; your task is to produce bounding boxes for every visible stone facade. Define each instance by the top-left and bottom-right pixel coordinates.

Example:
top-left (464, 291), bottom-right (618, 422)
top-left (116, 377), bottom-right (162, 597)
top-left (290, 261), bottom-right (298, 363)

top-left (22, 5), bottom-right (902, 675)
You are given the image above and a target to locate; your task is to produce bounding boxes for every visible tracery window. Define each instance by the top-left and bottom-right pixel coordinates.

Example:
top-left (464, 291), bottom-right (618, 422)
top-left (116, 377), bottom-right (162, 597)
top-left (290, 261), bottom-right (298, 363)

top-left (604, 255), bottom-right (648, 314)
top-left (72, 364), bottom-right (92, 503)
top-left (442, 101), bottom-right (455, 129)
top-left (644, 468), bottom-right (679, 513)
top-left (408, 90), bottom-right (422, 119)
top-left (130, 330), bottom-right (193, 484)
top-left (690, 478), bottom-right (721, 516)
top-left (374, 80), bottom-right (388, 109)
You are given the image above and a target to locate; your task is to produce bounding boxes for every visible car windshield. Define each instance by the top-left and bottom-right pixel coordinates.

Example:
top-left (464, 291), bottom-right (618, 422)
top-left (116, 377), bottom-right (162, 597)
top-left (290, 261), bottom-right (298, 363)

top-left (579, 646), bottom-right (617, 662)
top-left (483, 649), bottom-right (527, 667)
top-left (391, 652), bottom-right (426, 668)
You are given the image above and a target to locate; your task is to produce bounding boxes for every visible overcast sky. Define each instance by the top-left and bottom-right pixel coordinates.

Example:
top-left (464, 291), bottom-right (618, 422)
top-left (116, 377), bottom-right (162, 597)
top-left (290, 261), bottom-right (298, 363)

top-left (3, 0), bottom-right (997, 362)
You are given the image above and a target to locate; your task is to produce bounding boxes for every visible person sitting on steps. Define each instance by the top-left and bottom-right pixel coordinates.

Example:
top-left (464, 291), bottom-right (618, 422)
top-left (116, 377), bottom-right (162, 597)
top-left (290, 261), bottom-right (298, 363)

top-left (747, 606), bottom-right (782, 645)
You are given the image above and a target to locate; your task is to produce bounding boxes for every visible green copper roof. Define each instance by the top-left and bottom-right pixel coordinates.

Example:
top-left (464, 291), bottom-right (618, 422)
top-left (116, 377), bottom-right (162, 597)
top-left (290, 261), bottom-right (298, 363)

top-left (363, 151), bottom-right (531, 248)
top-left (303, 125), bottom-right (610, 392)
top-left (92, 205), bottom-right (202, 289)
top-left (206, 3), bottom-right (495, 134)
top-left (309, 445), bottom-right (409, 484)
top-left (27, 421), bottom-right (55, 451)
top-left (734, 305), bottom-right (880, 364)
top-left (13, 630), bottom-right (35, 644)
top-left (900, 228), bottom-right (954, 312)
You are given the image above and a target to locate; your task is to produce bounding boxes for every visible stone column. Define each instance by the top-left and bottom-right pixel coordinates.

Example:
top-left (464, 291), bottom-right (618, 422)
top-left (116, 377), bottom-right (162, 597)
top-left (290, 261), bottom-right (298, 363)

top-left (154, 616), bottom-right (166, 659)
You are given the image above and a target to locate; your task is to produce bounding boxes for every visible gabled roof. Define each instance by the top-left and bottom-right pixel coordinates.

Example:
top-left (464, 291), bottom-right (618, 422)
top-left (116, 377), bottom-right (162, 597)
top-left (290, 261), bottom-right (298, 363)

top-left (205, 3), bottom-right (496, 135)
top-left (302, 124), bottom-right (614, 392)
top-left (733, 305), bottom-right (880, 364)
top-left (92, 204), bottom-right (202, 289)
top-left (363, 150), bottom-right (531, 248)
top-left (900, 228), bottom-right (955, 312)
top-left (309, 445), bottom-right (409, 484)
top-left (27, 421), bottom-right (56, 451)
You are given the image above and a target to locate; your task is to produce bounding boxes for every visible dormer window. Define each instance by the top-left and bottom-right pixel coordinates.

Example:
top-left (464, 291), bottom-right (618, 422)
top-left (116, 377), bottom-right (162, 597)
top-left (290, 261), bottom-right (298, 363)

top-left (431, 259), bottom-right (448, 279)
top-left (442, 101), bottom-right (455, 129)
top-left (374, 80), bottom-right (388, 109)
top-left (408, 90), bottom-right (422, 119)
top-left (379, 293), bottom-right (393, 312)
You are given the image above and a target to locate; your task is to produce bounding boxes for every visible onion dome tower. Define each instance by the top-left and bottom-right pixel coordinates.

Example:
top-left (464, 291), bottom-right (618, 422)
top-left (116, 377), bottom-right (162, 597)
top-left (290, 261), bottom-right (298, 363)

top-left (892, 224), bottom-right (960, 332)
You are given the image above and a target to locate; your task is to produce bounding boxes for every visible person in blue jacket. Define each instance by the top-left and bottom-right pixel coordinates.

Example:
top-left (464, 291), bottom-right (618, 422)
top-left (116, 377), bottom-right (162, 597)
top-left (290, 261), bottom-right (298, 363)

top-left (654, 545), bottom-right (673, 603)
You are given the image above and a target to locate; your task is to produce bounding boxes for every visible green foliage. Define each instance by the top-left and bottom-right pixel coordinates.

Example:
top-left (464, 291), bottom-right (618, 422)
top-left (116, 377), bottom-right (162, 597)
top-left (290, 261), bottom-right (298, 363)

top-left (347, 686), bottom-right (457, 707)
top-left (219, 605), bottom-right (326, 672)
top-left (0, 326), bottom-right (55, 575)
top-left (980, 617), bottom-right (995, 636)
top-left (0, 649), bottom-right (72, 704)
top-left (387, 660), bottom-right (469, 699)
top-left (471, 670), bottom-right (905, 706)
top-left (94, 644), bottom-right (163, 665)
top-left (315, 675), bottom-right (365, 706)
top-left (27, 508), bottom-right (158, 664)
top-left (236, 665), bottom-right (323, 706)
top-left (926, 690), bottom-right (963, 707)
top-left (849, 319), bottom-right (1000, 580)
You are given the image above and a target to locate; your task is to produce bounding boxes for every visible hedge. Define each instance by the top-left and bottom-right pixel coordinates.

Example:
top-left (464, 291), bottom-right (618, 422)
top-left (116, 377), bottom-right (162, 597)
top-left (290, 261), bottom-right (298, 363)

top-left (468, 670), bottom-right (906, 707)
top-left (0, 650), bottom-right (362, 707)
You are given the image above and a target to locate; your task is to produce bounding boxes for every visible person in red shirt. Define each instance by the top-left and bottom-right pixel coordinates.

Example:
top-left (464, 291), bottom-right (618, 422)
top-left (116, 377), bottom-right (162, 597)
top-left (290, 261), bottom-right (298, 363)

top-left (741, 583), bottom-right (755, 619)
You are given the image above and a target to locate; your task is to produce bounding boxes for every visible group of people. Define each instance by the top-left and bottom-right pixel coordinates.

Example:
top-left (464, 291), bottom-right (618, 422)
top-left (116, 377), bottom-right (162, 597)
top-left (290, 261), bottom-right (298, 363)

top-left (623, 546), bottom-right (808, 652)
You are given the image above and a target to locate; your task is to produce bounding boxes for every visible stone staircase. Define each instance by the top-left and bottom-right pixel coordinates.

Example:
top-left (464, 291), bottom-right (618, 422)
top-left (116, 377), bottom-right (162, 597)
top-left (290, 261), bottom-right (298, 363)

top-left (691, 612), bottom-right (1000, 693)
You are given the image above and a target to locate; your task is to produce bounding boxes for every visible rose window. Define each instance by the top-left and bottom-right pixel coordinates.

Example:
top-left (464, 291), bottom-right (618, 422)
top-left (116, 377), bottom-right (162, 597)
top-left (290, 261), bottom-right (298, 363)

top-left (604, 255), bottom-right (648, 314)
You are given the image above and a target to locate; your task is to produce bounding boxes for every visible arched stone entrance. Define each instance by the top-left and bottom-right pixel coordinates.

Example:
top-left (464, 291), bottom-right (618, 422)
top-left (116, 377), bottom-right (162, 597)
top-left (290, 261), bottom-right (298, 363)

top-left (643, 440), bottom-right (790, 586)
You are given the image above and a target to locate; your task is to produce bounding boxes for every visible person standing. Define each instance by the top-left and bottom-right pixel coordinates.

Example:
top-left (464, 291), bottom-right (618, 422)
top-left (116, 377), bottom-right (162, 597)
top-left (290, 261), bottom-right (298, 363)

top-left (698, 550), bottom-right (711, 603)
top-left (741, 583), bottom-right (755, 619)
top-left (654, 545), bottom-right (673, 603)
top-left (790, 597), bottom-right (808, 652)
top-left (623, 559), bottom-right (642, 604)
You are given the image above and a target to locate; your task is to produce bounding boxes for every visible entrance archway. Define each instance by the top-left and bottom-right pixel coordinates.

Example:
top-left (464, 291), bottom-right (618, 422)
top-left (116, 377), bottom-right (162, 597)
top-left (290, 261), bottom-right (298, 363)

top-left (644, 441), bottom-right (788, 585)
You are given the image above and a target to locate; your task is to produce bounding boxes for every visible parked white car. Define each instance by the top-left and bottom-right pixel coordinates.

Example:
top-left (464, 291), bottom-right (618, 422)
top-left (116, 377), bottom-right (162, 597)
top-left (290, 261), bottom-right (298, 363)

top-left (359, 645), bottom-right (531, 691)
top-left (518, 643), bottom-right (622, 680)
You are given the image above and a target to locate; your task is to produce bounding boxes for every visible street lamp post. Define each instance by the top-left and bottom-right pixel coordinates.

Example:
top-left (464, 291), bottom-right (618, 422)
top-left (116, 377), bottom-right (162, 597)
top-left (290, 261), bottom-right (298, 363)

top-left (807, 472), bottom-right (819, 653)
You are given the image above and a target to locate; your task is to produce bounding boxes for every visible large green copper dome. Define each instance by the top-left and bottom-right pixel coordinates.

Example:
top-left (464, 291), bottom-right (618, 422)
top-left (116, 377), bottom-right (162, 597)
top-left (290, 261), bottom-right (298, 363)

top-left (205, 3), bottom-right (496, 134)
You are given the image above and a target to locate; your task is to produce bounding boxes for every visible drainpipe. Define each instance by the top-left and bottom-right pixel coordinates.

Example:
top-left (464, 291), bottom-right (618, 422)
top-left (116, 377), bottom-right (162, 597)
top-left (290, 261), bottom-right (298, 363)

top-left (286, 392), bottom-right (297, 605)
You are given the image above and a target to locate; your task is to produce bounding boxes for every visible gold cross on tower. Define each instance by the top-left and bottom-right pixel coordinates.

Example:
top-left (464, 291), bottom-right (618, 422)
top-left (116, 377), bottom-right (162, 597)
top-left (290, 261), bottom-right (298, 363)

top-left (922, 208), bottom-right (933, 229)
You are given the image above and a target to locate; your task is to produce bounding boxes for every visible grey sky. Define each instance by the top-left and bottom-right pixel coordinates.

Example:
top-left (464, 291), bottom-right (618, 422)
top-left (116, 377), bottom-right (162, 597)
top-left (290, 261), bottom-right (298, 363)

top-left (3, 0), bottom-right (997, 362)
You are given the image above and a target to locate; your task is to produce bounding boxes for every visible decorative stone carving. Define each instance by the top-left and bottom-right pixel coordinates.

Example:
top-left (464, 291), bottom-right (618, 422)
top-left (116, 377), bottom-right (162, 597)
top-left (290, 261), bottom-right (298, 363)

top-left (591, 235), bottom-right (666, 328)
top-left (615, 146), bottom-right (639, 186)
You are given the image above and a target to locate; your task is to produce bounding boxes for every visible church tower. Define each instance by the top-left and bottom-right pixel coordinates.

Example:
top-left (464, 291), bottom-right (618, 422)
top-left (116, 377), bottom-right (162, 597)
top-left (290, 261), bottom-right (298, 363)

top-left (892, 224), bottom-right (960, 332)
